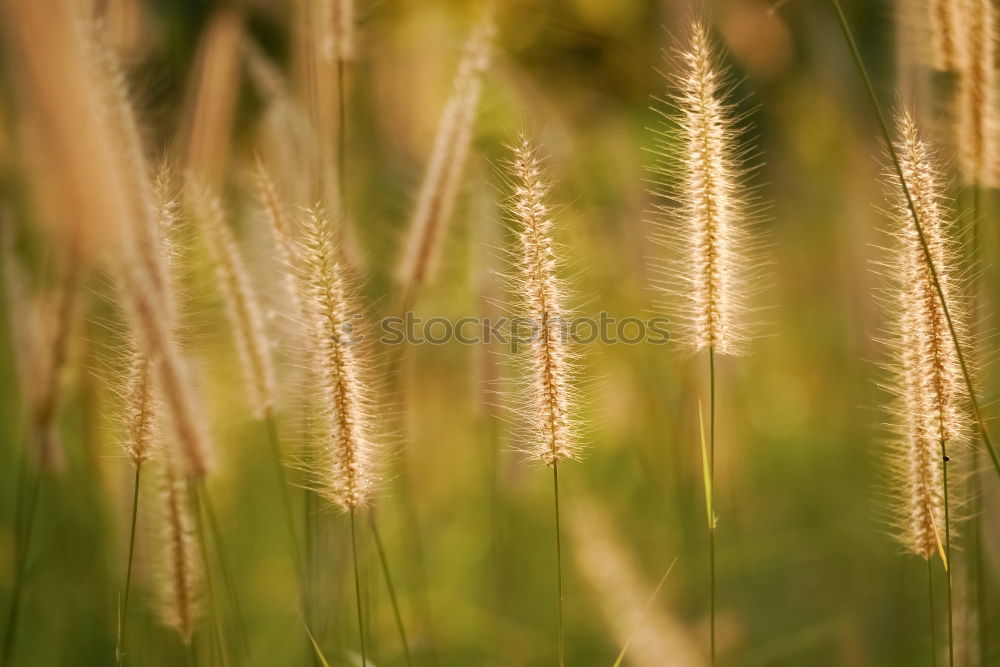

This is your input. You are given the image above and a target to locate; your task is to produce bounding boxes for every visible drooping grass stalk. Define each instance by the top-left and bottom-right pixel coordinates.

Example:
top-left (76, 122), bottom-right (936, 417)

top-left (369, 514), bottom-right (412, 666)
top-left (829, 0), bottom-right (1000, 482)
top-left (350, 509), bottom-right (367, 667)
top-left (875, 108), bottom-right (966, 667)
top-left (553, 462), bottom-right (565, 667)
top-left (116, 464), bottom-right (143, 666)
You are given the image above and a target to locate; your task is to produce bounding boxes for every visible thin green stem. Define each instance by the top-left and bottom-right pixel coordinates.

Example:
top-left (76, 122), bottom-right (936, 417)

top-left (928, 558), bottom-right (937, 667)
top-left (116, 464), bottom-right (143, 666)
top-left (969, 185), bottom-right (987, 666)
top-left (369, 514), bottom-right (412, 666)
top-left (552, 462), bottom-right (565, 667)
top-left (975, 495), bottom-right (987, 665)
top-left (829, 0), bottom-right (1000, 481)
top-left (349, 509), bottom-right (367, 667)
top-left (188, 637), bottom-right (199, 667)
top-left (940, 440), bottom-right (954, 667)
top-left (708, 345), bottom-right (717, 667)
top-left (1, 462), bottom-right (40, 667)
top-left (192, 480), bottom-right (230, 667)
top-left (200, 485), bottom-right (253, 665)
top-left (263, 410), bottom-right (303, 580)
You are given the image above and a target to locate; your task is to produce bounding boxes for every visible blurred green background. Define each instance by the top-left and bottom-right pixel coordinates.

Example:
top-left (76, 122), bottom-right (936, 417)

top-left (2, 0), bottom-right (998, 665)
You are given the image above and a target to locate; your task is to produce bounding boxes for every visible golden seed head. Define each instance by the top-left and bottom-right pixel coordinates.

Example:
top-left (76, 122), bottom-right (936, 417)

top-left (507, 136), bottom-right (580, 466)
top-left (396, 11), bottom-right (495, 296)
top-left (954, 0), bottom-right (999, 187)
top-left (880, 110), bottom-right (971, 559)
top-left (648, 21), bottom-right (761, 357)
top-left (187, 177), bottom-right (276, 419)
top-left (299, 206), bottom-right (377, 511)
top-left (153, 458), bottom-right (202, 643)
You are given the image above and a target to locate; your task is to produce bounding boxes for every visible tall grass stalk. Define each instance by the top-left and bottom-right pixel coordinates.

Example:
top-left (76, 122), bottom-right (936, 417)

top-left (708, 346), bottom-right (717, 665)
top-left (829, 0), bottom-right (1000, 483)
top-left (199, 484), bottom-right (252, 665)
top-left (350, 509), bottom-right (367, 667)
top-left (116, 465), bottom-right (142, 666)
top-left (929, 559), bottom-right (937, 666)
top-left (505, 136), bottom-right (581, 667)
top-left (553, 463), bottom-right (565, 667)
top-left (967, 183), bottom-right (985, 667)
top-left (2, 257), bottom-right (80, 666)
top-left (1, 449), bottom-right (40, 667)
top-left (369, 514), bottom-right (412, 666)
top-left (940, 436), bottom-right (954, 667)
top-left (192, 481), bottom-right (230, 667)
top-left (263, 410), bottom-right (303, 580)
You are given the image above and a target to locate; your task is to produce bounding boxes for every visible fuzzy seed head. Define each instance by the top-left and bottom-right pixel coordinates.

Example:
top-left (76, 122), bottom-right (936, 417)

top-left (188, 177), bottom-right (276, 419)
top-left (648, 22), bottom-right (759, 357)
top-left (928, 0), bottom-right (964, 71)
top-left (507, 137), bottom-right (580, 466)
top-left (397, 12), bottom-right (494, 296)
top-left (299, 206), bottom-right (377, 511)
top-left (954, 0), bottom-right (999, 187)
top-left (154, 459), bottom-right (201, 643)
top-left (122, 347), bottom-right (157, 466)
top-left (880, 110), bottom-right (971, 560)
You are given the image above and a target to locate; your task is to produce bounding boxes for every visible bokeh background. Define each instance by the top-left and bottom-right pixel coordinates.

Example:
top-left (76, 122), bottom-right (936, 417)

top-left (1, 0), bottom-right (998, 665)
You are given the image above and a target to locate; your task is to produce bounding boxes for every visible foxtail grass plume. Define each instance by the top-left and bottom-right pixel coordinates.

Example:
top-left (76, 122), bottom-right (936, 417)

top-left (187, 177), bottom-right (276, 419)
top-left (86, 15), bottom-right (215, 478)
top-left (954, 0), bottom-right (998, 187)
top-left (397, 11), bottom-right (495, 300)
top-left (154, 458), bottom-right (202, 642)
top-left (648, 21), bottom-right (760, 356)
top-left (506, 137), bottom-right (580, 466)
top-left (928, 0), bottom-right (964, 71)
top-left (122, 348), bottom-right (156, 466)
top-left (299, 206), bottom-right (377, 510)
top-left (254, 160), bottom-right (306, 320)
top-left (879, 109), bottom-right (971, 560)
top-left (2, 3), bottom-right (213, 477)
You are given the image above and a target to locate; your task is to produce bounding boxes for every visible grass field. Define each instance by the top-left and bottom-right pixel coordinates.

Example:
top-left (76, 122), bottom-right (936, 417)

top-left (0, 0), bottom-right (999, 665)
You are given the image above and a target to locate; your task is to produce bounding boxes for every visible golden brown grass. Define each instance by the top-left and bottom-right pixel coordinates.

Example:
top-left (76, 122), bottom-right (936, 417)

top-left (506, 136), bottom-right (580, 466)
top-left (879, 109), bottom-right (971, 561)
top-left (397, 11), bottom-right (495, 302)
top-left (154, 459), bottom-right (202, 643)
top-left (648, 21), bottom-right (761, 357)
top-left (299, 206), bottom-right (378, 511)
top-left (187, 177), bottom-right (276, 420)
top-left (954, 0), bottom-right (998, 187)
top-left (928, 0), bottom-right (963, 71)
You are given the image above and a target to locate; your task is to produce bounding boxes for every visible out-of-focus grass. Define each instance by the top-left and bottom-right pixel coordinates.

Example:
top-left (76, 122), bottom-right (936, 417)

top-left (0, 1), bottom-right (997, 666)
